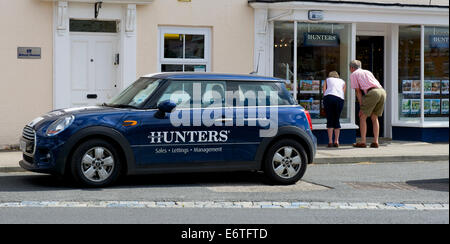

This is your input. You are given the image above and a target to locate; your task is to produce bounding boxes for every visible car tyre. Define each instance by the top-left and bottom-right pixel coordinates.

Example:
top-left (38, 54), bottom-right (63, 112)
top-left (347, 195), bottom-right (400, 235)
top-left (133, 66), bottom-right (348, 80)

top-left (263, 139), bottom-right (307, 185)
top-left (70, 139), bottom-right (121, 187)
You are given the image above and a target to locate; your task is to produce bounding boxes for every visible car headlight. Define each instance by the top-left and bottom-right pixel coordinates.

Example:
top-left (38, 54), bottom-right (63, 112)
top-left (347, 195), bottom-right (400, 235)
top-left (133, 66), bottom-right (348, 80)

top-left (46, 115), bottom-right (75, 136)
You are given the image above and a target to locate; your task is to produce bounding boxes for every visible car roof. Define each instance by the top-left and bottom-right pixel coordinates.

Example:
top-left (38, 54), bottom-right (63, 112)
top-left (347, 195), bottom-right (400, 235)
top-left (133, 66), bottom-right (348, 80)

top-left (142, 72), bottom-right (286, 82)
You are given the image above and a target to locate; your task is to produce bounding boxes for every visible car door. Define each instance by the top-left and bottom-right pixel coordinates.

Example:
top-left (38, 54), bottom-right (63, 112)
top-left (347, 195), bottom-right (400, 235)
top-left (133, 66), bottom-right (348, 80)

top-left (227, 82), bottom-right (282, 162)
top-left (126, 80), bottom-right (233, 166)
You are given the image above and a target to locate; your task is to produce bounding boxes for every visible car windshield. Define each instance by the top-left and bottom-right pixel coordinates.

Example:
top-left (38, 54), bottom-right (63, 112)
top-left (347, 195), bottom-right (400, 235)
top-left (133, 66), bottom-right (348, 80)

top-left (106, 78), bottom-right (162, 109)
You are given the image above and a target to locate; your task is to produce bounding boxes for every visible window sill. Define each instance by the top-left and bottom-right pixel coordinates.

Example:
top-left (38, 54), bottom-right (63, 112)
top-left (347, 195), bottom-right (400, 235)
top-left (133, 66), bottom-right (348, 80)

top-left (393, 121), bottom-right (449, 128)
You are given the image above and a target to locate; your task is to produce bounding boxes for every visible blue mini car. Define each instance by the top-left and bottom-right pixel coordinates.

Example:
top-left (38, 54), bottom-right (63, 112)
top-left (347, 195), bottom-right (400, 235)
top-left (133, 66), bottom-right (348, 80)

top-left (20, 73), bottom-right (317, 187)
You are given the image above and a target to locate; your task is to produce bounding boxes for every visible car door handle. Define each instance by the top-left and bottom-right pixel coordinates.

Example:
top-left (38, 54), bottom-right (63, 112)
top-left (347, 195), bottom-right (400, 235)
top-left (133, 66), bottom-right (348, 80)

top-left (214, 115), bottom-right (233, 123)
top-left (87, 94), bottom-right (98, 99)
top-left (214, 118), bottom-right (233, 122)
top-left (243, 118), bottom-right (268, 121)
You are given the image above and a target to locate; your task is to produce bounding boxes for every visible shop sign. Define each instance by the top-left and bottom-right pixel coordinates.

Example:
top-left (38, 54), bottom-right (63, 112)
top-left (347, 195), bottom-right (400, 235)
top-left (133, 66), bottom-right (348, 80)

top-left (303, 33), bottom-right (339, 47)
top-left (17, 47), bottom-right (41, 59)
top-left (429, 35), bottom-right (449, 48)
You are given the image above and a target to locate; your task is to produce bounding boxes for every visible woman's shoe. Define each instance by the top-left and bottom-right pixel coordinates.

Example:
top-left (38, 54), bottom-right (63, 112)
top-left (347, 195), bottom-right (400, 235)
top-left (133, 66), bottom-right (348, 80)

top-left (333, 143), bottom-right (339, 148)
top-left (370, 142), bottom-right (379, 148)
top-left (328, 143), bottom-right (334, 148)
top-left (353, 142), bottom-right (367, 148)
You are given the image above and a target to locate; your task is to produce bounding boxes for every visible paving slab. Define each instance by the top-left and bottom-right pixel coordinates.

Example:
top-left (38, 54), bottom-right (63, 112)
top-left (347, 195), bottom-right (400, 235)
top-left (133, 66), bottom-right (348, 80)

top-left (314, 141), bottom-right (449, 164)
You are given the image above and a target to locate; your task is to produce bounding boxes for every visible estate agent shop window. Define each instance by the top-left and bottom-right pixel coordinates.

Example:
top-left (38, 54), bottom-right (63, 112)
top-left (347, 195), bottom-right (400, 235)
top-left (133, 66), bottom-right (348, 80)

top-left (273, 22), bottom-right (352, 124)
top-left (398, 25), bottom-right (449, 124)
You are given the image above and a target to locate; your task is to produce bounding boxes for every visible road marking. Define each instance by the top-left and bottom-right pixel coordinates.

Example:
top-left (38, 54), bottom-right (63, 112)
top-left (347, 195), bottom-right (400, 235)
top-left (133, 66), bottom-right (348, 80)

top-left (0, 201), bottom-right (447, 211)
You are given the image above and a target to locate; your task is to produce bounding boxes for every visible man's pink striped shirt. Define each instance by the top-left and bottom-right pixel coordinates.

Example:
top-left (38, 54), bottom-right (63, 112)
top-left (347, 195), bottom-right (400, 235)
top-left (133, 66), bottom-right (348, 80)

top-left (350, 68), bottom-right (382, 94)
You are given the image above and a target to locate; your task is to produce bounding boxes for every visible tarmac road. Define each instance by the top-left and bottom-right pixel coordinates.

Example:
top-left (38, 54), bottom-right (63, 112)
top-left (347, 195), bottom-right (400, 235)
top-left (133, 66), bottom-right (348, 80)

top-left (0, 161), bottom-right (448, 224)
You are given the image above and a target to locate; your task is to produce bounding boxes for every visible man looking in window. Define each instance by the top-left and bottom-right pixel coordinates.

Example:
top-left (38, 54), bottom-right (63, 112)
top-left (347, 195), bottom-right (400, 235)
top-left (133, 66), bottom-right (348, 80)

top-left (350, 60), bottom-right (387, 148)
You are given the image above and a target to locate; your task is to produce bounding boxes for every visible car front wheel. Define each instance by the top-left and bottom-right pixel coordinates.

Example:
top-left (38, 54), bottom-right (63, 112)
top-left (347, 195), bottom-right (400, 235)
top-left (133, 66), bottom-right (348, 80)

top-left (263, 139), bottom-right (308, 185)
top-left (70, 139), bottom-right (121, 187)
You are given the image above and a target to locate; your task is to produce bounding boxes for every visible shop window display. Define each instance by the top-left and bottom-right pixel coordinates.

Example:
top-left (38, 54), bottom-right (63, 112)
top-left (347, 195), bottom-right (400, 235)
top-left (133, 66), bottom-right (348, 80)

top-left (424, 26), bottom-right (449, 121)
top-left (274, 22), bottom-right (351, 124)
top-left (398, 26), bottom-right (422, 121)
top-left (297, 23), bottom-right (351, 123)
top-left (273, 22), bottom-right (295, 94)
top-left (398, 26), bottom-right (449, 122)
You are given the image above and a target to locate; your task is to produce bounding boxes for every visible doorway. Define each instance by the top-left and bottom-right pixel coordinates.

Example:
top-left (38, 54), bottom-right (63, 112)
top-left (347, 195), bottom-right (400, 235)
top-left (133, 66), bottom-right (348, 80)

top-left (356, 36), bottom-right (385, 137)
top-left (70, 33), bottom-right (119, 107)
top-left (69, 19), bottom-right (120, 107)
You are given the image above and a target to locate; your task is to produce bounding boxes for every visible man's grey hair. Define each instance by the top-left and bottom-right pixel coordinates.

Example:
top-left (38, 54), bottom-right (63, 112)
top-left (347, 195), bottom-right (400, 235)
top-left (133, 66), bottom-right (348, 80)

top-left (350, 60), bottom-right (362, 70)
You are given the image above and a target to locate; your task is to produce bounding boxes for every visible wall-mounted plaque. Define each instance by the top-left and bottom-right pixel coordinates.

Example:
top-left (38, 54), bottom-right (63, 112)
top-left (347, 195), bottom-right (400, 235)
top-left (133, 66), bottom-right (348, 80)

top-left (17, 47), bottom-right (41, 59)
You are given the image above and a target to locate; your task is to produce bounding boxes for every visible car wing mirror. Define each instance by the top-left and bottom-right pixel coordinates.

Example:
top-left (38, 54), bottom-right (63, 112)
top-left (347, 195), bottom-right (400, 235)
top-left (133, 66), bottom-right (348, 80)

top-left (155, 100), bottom-right (177, 119)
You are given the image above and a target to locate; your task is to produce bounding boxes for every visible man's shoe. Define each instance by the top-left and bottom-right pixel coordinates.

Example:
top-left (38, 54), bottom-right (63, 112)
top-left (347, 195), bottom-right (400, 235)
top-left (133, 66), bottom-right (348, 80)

top-left (353, 142), bottom-right (367, 148)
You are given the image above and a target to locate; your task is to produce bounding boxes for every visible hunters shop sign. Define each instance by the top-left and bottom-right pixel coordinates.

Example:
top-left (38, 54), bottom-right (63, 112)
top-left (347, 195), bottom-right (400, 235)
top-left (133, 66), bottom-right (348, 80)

top-left (303, 33), bottom-right (340, 47)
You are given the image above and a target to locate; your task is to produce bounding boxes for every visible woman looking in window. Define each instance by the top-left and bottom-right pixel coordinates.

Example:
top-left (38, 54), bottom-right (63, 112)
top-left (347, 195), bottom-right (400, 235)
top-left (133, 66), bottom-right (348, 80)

top-left (323, 71), bottom-right (346, 147)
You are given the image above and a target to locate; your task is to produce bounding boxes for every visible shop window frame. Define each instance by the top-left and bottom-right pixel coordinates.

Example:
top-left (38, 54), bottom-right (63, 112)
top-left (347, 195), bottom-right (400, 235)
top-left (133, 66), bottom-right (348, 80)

top-left (393, 25), bottom-right (449, 128)
top-left (271, 21), bottom-right (356, 128)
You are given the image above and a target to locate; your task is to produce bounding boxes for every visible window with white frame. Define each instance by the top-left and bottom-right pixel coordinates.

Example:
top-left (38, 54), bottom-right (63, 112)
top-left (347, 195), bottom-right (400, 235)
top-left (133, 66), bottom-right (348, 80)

top-left (159, 27), bottom-right (211, 72)
top-left (397, 25), bottom-right (449, 124)
top-left (273, 22), bottom-right (352, 124)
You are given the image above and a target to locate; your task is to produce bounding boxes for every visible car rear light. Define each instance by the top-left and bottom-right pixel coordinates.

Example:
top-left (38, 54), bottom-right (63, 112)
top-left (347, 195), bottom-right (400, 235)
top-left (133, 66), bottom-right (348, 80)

top-left (304, 110), bottom-right (313, 130)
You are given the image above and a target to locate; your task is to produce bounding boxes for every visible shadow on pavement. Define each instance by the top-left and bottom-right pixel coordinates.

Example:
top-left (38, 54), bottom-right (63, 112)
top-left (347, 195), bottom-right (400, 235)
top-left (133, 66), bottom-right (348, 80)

top-left (405, 178), bottom-right (449, 192)
top-left (118, 171), bottom-right (267, 187)
top-left (0, 171), bottom-right (269, 192)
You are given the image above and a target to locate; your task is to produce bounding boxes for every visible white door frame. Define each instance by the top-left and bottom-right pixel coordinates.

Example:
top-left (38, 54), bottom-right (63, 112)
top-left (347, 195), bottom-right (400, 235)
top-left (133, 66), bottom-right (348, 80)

top-left (356, 26), bottom-right (389, 138)
top-left (53, 1), bottom-right (137, 109)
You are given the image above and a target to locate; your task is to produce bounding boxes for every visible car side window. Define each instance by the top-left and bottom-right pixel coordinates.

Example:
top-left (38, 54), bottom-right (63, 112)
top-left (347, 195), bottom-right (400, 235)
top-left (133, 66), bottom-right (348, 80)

top-left (234, 82), bottom-right (291, 107)
top-left (157, 80), bottom-right (226, 109)
top-left (158, 81), bottom-right (193, 108)
top-left (202, 81), bottom-right (226, 108)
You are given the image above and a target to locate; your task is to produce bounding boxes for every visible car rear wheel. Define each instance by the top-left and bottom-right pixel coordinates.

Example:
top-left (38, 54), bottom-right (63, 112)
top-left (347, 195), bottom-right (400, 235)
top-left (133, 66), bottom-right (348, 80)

top-left (70, 139), bottom-right (121, 187)
top-left (263, 139), bottom-right (307, 185)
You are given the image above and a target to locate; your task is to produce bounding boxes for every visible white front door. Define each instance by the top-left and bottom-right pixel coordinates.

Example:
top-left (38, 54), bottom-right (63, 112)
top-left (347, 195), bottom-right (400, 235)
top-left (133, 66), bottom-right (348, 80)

top-left (70, 34), bottom-right (119, 107)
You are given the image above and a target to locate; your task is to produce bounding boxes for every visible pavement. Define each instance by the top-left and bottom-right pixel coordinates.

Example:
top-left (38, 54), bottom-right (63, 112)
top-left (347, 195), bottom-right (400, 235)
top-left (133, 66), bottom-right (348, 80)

top-left (314, 139), bottom-right (449, 164)
top-left (0, 139), bottom-right (448, 173)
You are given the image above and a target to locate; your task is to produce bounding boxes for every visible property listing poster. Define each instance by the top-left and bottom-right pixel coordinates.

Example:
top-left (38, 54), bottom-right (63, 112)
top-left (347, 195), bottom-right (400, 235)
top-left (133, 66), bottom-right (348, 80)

top-left (424, 80), bottom-right (432, 94)
top-left (300, 80), bottom-right (321, 94)
top-left (402, 99), bottom-right (411, 115)
top-left (431, 99), bottom-right (441, 115)
top-left (424, 80), bottom-right (441, 94)
top-left (412, 80), bottom-right (421, 94)
top-left (299, 99), bottom-right (312, 111)
top-left (402, 80), bottom-right (422, 94)
top-left (411, 99), bottom-right (421, 115)
top-left (424, 99), bottom-right (431, 115)
top-left (402, 80), bottom-right (412, 93)
top-left (431, 80), bottom-right (441, 94)
top-left (442, 99), bottom-right (449, 115)
top-left (299, 98), bottom-right (321, 118)
top-left (442, 80), bottom-right (449, 95)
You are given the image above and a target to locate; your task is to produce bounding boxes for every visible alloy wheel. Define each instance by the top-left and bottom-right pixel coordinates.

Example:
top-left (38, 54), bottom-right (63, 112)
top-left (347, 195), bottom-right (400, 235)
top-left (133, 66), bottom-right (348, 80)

top-left (271, 146), bottom-right (302, 179)
top-left (81, 147), bottom-right (115, 183)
